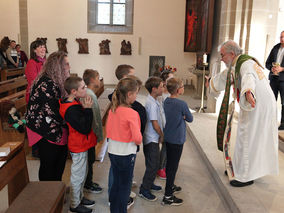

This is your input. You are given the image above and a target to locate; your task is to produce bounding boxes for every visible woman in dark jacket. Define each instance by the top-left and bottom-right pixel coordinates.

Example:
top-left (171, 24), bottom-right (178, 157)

top-left (25, 51), bottom-right (70, 181)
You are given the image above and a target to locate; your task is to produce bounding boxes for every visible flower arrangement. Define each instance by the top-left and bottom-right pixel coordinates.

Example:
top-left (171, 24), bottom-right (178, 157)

top-left (159, 65), bottom-right (177, 73)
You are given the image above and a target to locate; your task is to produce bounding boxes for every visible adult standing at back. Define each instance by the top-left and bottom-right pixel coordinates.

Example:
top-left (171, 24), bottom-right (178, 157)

top-left (6, 40), bottom-right (19, 68)
top-left (25, 39), bottom-right (46, 103)
top-left (25, 39), bottom-right (46, 158)
top-left (25, 51), bottom-right (70, 181)
top-left (0, 36), bottom-right (10, 70)
top-left (266, 31), bottom-right (284, 130)
top-left (16, 44), bottom-right (28, 67)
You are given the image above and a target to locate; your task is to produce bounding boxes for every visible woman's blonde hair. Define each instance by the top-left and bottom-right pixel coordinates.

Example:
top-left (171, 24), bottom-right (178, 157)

top-left (111, 77), bottom-right (138, 112)
top-left (32, 51), bottom-right (70, 97)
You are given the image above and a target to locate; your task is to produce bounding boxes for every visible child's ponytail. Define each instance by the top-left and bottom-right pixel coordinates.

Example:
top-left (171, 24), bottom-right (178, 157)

top-left (110, 77), bottom-right (139, 112)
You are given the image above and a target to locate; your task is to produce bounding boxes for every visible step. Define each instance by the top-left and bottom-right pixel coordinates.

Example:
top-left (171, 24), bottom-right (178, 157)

top-left (187, 113), bottom-right (284, 213)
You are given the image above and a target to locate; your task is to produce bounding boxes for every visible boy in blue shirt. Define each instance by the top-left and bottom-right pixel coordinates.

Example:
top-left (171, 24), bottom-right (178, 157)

top-left (139, 76), bottom-right (164, 201)
top-left (162, 77), bottom-right (193, 206)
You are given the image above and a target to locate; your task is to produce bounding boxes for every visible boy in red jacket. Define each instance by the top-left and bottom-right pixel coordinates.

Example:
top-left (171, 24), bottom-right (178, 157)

top-left (59, 76), bottom-right (96, 213)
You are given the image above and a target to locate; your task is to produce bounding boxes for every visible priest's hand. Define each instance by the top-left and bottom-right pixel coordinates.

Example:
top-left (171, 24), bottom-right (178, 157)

top-left (245, 90), bottom-right (255, 108)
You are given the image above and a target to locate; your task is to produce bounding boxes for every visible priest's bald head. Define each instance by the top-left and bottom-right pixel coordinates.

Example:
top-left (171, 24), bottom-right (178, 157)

top-left (219, 40), bottom-right (243, 68)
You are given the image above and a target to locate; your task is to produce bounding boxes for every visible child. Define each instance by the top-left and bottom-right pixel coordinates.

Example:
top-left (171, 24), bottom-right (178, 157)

top-left (59, 76), bottom-right (96, 213)
top-left (157, 71), bottom-right (174, 179)
top-left (82, 69), bottom-right (103, 194)
top-left (106, 77), bottom-right (142, 213)
top-left (162, 77), bottom-right (193, 206)
top-left (109, 64), bottom-right (146, 134)
top-left (107, 64), bottom-right (146, 208)
top-left (108, 64), bottom-right (135, 101)
top-left (139, 76), bottom-right (164, 201)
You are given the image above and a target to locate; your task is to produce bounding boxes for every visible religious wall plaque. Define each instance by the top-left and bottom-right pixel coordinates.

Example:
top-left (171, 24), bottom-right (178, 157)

top-left (56, 38), bottom-right (68, 53)
top-left (99, 39), bottom-right (111, 55)
top-left (76, 38), bottom-right (89, 54)
top-left (120, 40), bottom-right (132, 55)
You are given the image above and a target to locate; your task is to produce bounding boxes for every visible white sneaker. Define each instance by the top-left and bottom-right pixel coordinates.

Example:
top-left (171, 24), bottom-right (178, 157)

top-left (130, 191), bottom-right (136, 198)
top-left (127, 197), bottom-right (135, 209)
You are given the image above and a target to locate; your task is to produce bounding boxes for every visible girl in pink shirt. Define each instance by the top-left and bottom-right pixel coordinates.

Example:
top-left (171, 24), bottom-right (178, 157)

top-left (106, 77), bottom-right (142, 213)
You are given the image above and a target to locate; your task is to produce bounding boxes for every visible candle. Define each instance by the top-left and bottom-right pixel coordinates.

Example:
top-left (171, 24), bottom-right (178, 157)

top-left (203, 53), bottom-right (207, 64)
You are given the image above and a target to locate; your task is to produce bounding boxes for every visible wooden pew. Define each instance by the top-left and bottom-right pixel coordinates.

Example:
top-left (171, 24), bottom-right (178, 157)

top-left (0, 141), bottom-right (65, 213)
top-left (1, 67), bottom-right (25, 81)
top-left (0, 76), bottom-right (27, 98)
top-left (0, 91), bottom-right (26, 144)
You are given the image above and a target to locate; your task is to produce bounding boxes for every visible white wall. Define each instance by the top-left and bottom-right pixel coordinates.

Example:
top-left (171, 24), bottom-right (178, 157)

top-left (0, 0), bottom-right (20, 42)
top-left (276, 0), bottom-right (284, 41)
top-left (25, 0), bottom-right (196, 85)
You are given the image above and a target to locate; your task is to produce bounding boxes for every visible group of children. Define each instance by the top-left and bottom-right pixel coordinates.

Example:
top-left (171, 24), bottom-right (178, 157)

top-left (58, 65), bottom-right (193, 213)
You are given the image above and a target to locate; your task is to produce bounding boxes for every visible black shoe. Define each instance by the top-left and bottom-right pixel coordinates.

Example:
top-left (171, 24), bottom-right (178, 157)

top-left (80, 197), bottom-right (95, 207)
top-left (172, 185), bottom-right (182, 194)
top-left (224, 170), bottom-right (228, 176)
top-left (84, 182), bottom-right (103, 194)
top-left (70, 204), bottom-right (92, 213)
top-left (230, 180), bottom-right (254, 187)
top-left (127, 197), bottom-right (134, 209)
top-left (279, 125), bottom-right (284, 130)
top-left (161, 195), bottom-right (183, 206)
top-left (139, 187), bottom-right (157, 201)
top-left (151, 184), bottom-right (162, 191)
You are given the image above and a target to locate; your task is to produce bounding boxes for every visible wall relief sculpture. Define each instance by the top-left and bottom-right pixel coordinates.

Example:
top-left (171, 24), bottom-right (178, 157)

top-left (120, 40), bottom-right (132, 55)
top-left (99, 39), bottom-right (111, 55)
top-left (76, 38), bottom-right (89, 54)
top-left (56, 38), bottom-right (68, 53)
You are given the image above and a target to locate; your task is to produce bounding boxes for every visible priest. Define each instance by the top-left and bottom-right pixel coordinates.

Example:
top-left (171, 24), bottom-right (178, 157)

top-left (208, 40), bottom-right (279, 187)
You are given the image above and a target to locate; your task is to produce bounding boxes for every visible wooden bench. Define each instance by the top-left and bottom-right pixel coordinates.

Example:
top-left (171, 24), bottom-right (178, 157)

top-left (0, 141), bottom-right (65, 213)
top-left (1, 67), bottom-right (25, 81)
top-left (0, 91), bottom-right (27, 144)
top-left (0, 76), bottom-right (27, 98)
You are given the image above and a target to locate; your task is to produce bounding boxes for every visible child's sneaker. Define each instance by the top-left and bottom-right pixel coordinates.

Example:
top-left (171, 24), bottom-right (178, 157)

top-left (130, 191), bottom-right (136, 198)
top-left (127, 197), bottom-right (135, 209)
top-left (157, 169), bottom-right (166, 180)
top-left (172, 185), bottom-right (182, 194)
top-left (151, 184), bottom-right (162, 191)
top-left (139, 188), bottom-right (157, 201)
top-left (161, 195), bottom-right (183, 206)
top-left (80, 197), bottom-right (95, 208)
top-left (84, 182), bottom-right (103, 194)
top-left (70, 204), bottom-right (92, 213)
